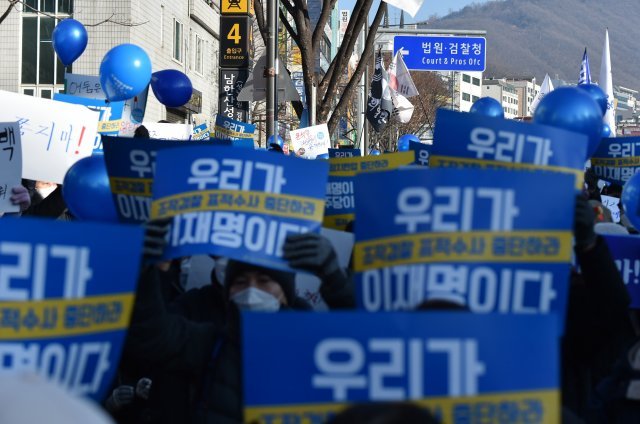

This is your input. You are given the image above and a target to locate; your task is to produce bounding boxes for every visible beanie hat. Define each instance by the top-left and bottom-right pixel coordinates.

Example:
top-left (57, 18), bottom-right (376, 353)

top-left (223, 260), bottom-right (296, 305)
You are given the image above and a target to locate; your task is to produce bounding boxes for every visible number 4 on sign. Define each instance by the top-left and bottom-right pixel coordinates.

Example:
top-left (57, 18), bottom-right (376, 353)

top-left (228, 24), bottom-right (241, 44)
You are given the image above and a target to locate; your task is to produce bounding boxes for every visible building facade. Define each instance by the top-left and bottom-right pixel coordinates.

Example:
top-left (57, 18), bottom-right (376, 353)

top-left (0, 0), bottom-right (220, 123)
top-left (506, 77), bottom-right (540, 117)
top-left (482, 78), bottom-right (519, 119)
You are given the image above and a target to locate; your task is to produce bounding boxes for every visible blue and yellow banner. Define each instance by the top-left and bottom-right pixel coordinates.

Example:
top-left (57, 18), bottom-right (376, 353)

top-left (328, 148), bottom-right (361, 158)
top-left (431, 109), bottom-right (587, 189)
top-left (0, 218), bottom-right (143, 401)
top-left (324, 152), bottom-right (414, 231)
top-left (354, 168), bottom-right (575, 331)
top-left (151, 146), bottom-right (329, 271)
top-left (602, 234), bottom-right (640, 308)
top-left (214, 114), bottom-right (255, 141)
top-left (591, 137), bottom-right (640, 185)
top-left (243, 312), bottom-right (560, 423)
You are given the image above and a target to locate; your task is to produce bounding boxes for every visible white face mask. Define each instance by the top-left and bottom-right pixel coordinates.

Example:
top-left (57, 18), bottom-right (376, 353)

top-left (36, 185), bottom-right (57, 199)
top-left (230, 287), bottom-right (281, 312)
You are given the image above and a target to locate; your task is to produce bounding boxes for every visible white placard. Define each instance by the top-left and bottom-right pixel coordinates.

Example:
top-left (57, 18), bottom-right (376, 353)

top-left (0, 123), bottom-right (22, 213)
top-left (0, 91), bottom-right (99, 184)
top-left (602, 195), bottom-right (621, 223)
top-left (143, 123), bottom-right (194, 140)
top-left (290, 123), bottom-right (331, 159)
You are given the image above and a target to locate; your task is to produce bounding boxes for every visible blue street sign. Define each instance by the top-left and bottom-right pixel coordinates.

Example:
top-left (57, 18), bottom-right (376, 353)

top-left (394, 36), bottom-right (487, 72)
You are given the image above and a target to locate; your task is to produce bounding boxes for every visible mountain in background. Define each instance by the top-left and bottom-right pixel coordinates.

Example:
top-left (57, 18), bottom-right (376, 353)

top-left (421, 0), bottom-right (640, 91)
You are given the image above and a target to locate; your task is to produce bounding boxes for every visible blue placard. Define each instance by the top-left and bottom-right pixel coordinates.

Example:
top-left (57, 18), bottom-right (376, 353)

top-left (394, 36), bottom-right (487, 72)
top-left (410, 140), bottom-right (432, 166)
top-left (432, 109), bottom-right (588, 189)
top-left (151, 146), bottom-right (329, 270)
top-left (53, 93), bottom-right (125, 154)
top-left (243, 312), bottom-right (560, 423)
top-left (210, 137), bottom-right (255, 149)
top-left (590, 137), bottom-right (640, 185)
top-left (214, 114), bottom-right (256, 141)
top-left (102, 136), bottom-right (200, 224)
top-left (0, 218), bottom-right (143, 402)
top-left (328, 148), bottom-right (361, 158)
top-left (602, 234), bottom-right (640, 308)
top-left (353, 168), bottom-right (575, 332)
top-left (324, 152), bottom-right (415, 231)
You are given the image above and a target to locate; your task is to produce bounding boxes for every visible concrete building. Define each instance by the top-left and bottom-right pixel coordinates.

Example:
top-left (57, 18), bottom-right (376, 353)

top-left (482, 78), bottom-right (519, 119)
top-left (0, 0), bottom-right (220, 123)
top-left (506, 77), bottom-right (540, 117)
top-left (457, 71), bottom-right (483, 112)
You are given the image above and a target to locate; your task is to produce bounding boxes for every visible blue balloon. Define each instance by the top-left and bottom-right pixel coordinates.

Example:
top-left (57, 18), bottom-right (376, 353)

top-left (52, 19), bottom-right (88, 66)
top-left (578, 84), bottom-right (608, 116)
top-left (398, 134), bottom-right (419, 152)
top-left (622, 172), bottom-right (640, 230)
top-left (268, 135), bottom-right (284, 148)
top-left (470, 97), bottom-right (504, 118)
top-left (316, 153), bottom-right (330, 160)
top-left (602, 123), bottom-right (612, 138)
top-left (370, 149), bottom-right (381, 156)
top-left (100, 44), bottom-right (152, 102)
top-left (533, 86), bottom-right (603, 158)
top-left (151, 70), bottom-right (193, 108)
top-left (62, 156), bottom-right (118, 222)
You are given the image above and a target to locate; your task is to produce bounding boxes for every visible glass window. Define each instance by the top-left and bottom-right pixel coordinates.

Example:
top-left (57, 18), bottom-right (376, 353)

top-left (472, 77), bottom-right (480, 86)
top-left (472, 95), bottom-right (479, 103)
top-left (173, 19), bottom-right (184, 62)
top-left (39, 17), bottom-right (55, 84)
top-left (462, 74), bottom-right (471, 83)
top-left (21, 17), bottom-right (37, 84)
top-left (23, 88), bottom-right (35, 96)
top-left (23, 0), bottom-right (38, 12)
top-left (462, 93), bottom-right (471, 102)
top-left (195, 34), bottom-right (204, 75)
top-left (40, 88), bottom-right (52, 99)
top-left (57, 0), bottom-right (72, 13)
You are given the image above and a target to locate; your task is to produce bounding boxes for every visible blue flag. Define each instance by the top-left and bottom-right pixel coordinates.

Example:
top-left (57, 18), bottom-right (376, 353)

top-left (578, 48), bottom-right (592, 85)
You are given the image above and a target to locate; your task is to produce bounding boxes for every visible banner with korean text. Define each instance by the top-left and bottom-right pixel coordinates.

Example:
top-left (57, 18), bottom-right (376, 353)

top-left (214, 114), bottom-right (255, 142)
top-left (0, 123), bottom-right (21, 213)
top-left (151, 146), bottom-right (329, 271)
top-left (353, 168), bottom-right (575, 331)
top-left (0, 90), bottom-right (99, 183)
top-left (0, 218), bottom-right (144, 401)
top-left (324, 152), bottom-right (415, 231)
top-left (431, 109), bottom-right (588, 189)
top-left (602, 234), bottom-right (640, 308)
top-left (591, 137), bottom-right (640, 186)
top-left (243, 312), bottom-right (560, 423)
top-left (410, 140), bottom-right (431, 166)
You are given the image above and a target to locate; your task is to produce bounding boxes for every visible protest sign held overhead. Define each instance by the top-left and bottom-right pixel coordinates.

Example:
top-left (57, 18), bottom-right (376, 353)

top-left (243, 312), bottom-right (560, 422)
top-left (602, 235), bottom-right (640, 309)
top-left (151, 146), bottom-right (329, 271)
top-left (324, 152), bottom-right (415, 231)
top-left (290, 123), bottom-right (331, 159)
top-left (214, 114), bottom-right (256, 142)
top-left (328, 148), bottom-right (361, 158)
top-left (143, 122), bottom-right (194, 140)
top-left (0, 91), bottom-right (99, 184)
top-left (410, 140), bottom-right (432, 167)
top-left (591, 137), bottom-right (640, 185)
top-left (354, 167), bottom-right (575, 331)
top-left (0, 123), bottom-right (21, 213)
top-left (0, 218), bottom-right (144, 401)
top-left (432, 109), bottom-right (588, 189)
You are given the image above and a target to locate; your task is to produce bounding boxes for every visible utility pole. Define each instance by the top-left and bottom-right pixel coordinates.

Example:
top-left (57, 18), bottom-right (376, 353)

top-left (266, 0), bottom-right (277, 139)
top-left (363, 23), bottom-right (369, 155)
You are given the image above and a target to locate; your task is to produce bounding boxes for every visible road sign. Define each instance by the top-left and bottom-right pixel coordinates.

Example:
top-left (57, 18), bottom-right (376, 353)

top-left (237, 55), bottom-right (301, 102)
top-left (220, 16), bottom-right (251, 68)
top-left (393, 35), bottom-right (486, 72)
top-left (221, 0), bottom-right (253, 15)
top-left (219, 69), bottom-right (249, 122)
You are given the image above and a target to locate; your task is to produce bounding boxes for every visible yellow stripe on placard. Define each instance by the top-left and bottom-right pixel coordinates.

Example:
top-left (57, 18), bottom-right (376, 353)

top-left (430, 155), bottom-right (584, 189)
top-left (98, 120), bottom-right (123, 133)
top-left (0, 293), bottom-right (135, 340)
top-left (109, 177), bottom-right (153, 196)
top-left (244, 389), bottom-right (560, 424)
top-left (329, 151), bottom-right (415, 177)
top-left (591, 157), bottom-right (640, 167)
top-left (323, 214), bottom-right (354, 231)
top-left (151, 190), bottom-right (325, 222)
top-left (353, 231), bottom-right (573, 271)
top-left (214, 125), bottom-right (254, 140)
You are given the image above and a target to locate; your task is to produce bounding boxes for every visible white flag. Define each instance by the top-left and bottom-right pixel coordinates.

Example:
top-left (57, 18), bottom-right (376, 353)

top-left (530, 73), bottom-right (554, 115)
top-left (391, 89), bottom-right (414, 123)
top-left (382, 0), bottom-right (424, 18)
top-left (599, 29), bottom-right (616, 137)
top-left (388, 51), bottom-right (419, 98)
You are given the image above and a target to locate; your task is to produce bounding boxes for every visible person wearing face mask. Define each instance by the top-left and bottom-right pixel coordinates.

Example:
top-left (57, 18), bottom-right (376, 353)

top-left (121, 258), bottom-right (315, 424)
top-left (21, 179), bottom-right (72, 220)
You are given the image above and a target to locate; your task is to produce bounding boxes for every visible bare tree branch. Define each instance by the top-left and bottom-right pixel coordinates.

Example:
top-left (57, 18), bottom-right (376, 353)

top-left (279, 0), bottom-right (295, 20)
top-left (327, 2), bottom-right (386, 133)
top-left (279, 8), bottom-right (299, 46)
top-left (311, 0), bottom-right (337, 51)
top-left (0, 0), bottom-right (18, 26)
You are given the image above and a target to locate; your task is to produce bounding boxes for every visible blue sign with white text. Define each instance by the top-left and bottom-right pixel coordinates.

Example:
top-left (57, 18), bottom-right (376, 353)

top-left (210, 137), bottom-right (255, 149)
top-left (410, 140), bottom-right (432, 166)
top-left (243, 312), bottom-right (560, 423)
top-left (0, 218), bottom-right (144, 402)
top-left (328, 148), bottom-right (361, 158)
top-left (602, 234), bottom-right (640, 308)
top-left (151, 146), bottom-right (329, 271)
top-left (432, 109), bottom-right (588, 189)
top-left (394, 36), bottom-right (487, 72)
top-left (353, 168), bottom-right (575, 333)
top-left (214, 114), bottom-right (255, 141)
top-left (591, 137), bottom-right (640, 186)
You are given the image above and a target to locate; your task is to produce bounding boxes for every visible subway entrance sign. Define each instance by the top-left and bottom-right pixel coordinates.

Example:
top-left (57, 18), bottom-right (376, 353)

top-left (393, 35), bottom-right (486, 72)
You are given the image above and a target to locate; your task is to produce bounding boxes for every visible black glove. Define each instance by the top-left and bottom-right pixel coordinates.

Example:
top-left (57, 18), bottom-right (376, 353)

top-left (574, 194), bottom-right (597, 252)
top-left (135, 377), bottom-right (152, 400)
top-left (142, 218), bottom-right (171, 262)
top-left (105, 385), bottom-right (135, 412)
top-left (283, 233), bottom-right (341, 279)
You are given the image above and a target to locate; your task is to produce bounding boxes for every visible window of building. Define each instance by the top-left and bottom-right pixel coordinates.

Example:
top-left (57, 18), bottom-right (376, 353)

top-left (319, 34), bottom-right (331, 62)
top-left (472, 95), bottom-right (479, 103)
top-left (472, 77), bottom-right (480, 86)
top-left (21, 0), bottom-right (72, 97)
top-left (195, 34), bottom-right (204, 75)
top-left (173, 19), bottom-right (184, 63)
top-left (462, 92), bottom-right (471, 102)
top-left (462, 74), bottom-right (471, 83)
